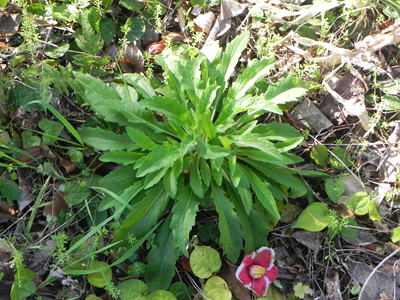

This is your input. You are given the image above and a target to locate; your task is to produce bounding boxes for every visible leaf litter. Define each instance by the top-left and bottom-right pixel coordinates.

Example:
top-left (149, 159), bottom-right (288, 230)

top-left (1, 0), bottom-right (400, 299)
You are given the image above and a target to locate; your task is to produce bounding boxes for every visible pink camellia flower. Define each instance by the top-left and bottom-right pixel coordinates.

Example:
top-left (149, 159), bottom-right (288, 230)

top-left (235, 246), bottom-right (278, 296)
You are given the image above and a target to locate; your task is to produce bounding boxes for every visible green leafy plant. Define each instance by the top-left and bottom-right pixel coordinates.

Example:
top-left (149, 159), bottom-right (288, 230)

top-left (293, 202), bottom-right (359, 242)
top-left (10, 249), bottom-right (36, 300)
top-left (69, 32), bottom-right (309, 290)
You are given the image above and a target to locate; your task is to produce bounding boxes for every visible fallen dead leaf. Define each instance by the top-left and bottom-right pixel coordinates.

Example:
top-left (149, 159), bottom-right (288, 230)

top-left (319, 73), bottom-right (369, 130)
top-left (333, 203), bottom-right (355, 219)
top-left (194, 12), bottom-right (215, 35)
top-left (55, 153), bottom-right (77, 174)
top-left (291, 99), bottom-right (333, 132)
top-left (0, 200), bottom-right (15, 215)
top-left (324, 268), bottom-right (342, 300)
top-left (43, 190), bottom-right (69, 218)
top-left (120, 43), bottom-right (144, 73)
top-left (347, 258), bottom-right (399, 300)
top-left (220, 0), bottom-right (247, 20)
top-left (0, 13), bottom-right (21, 35)
top-left (292, 231), bottom-right (322, 252)
top-left (218, 258), bottom-right (251, 300)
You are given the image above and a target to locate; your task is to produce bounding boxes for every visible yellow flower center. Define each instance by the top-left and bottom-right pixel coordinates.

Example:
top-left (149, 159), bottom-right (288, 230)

top-left (249, 265), bottom-right (266, 279)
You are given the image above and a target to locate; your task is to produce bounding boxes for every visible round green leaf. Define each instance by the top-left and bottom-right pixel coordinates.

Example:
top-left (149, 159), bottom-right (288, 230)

top-left (346, 191), bottom-right (370, 215)
top-left (22, 131), bottom-right (41, 149)
top-left (64, 181), bottom-right (91, 205)
top-left (340, 218), bottom-right (358, 241)
top-left (190, 246), bottom-right (221, 278)
top-left (206, 288), bottom-right (232, 300)
top-left (120, 0), bottom-right (145, 10)
top-left (117, 279), bottom-right (148, 300)
top-left (330, 147), bottom-right (354, 169)
top-left (292, 202), bottom-right (330, 232)
top-left (10, 269), bottom-right (36, 300)
top-left (99, 18), bottom-right (116, 45)
top-left (147, 290), bottom-right (177, 300)
top-left (44, 42), bottom-right (70, 58)
top-left (369, 201), bottom-right (382, 222)
top-left (26, 3), bottom-right (45, 14)
top-left (67, 148), bottom-right (84, 162)
top-left (325, 178), bottom-right (345, 203)
top-left (203, 276), bottom-right (229, 295)
top-left (86, 295), bottom-right (102, 300)
top-left (170, 282), bottom-right (194, 300)
top-left (87, 261), bottom-right (112, 288)
top-left (126, 18), bottom-right (146, 42)
top-left (0, 0), bottom-right (8, 8)
top-left (310, 144), bottom-right (329, 167)
top-left (392, 227), bottom-right (400, 243)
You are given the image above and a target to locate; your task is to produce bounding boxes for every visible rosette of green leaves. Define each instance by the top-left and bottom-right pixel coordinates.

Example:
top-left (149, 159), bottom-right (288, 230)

top-left (72, 32), bottom-right (308, 290)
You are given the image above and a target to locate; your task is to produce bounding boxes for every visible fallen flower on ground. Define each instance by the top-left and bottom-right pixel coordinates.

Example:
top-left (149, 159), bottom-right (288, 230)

top-left (235, 246), bottom-right (278, 296)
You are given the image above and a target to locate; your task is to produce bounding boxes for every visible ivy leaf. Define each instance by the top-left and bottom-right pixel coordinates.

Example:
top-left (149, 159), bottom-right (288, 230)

top-left (170, 187), bottom-right (200, 256)
top-left (211, 182), bottom-right (243, 262)
top-left (146, 215), bottom-right (179, 292)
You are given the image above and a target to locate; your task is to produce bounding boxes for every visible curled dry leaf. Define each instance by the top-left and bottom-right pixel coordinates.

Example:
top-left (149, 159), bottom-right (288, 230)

top-left (333, 203), bottom-right (355, 219)
top-left (220, 0), bottom-right (247, 20)
top-left (43, 191), bottom-right (69, 218)
top-left (194, 12), bottom-right (215, 34)
top-left (219, 259), bottom-right (251, 300)
top-left (0, 200), bottom-right (16, 215)
top-left (319, 74), bottom-right (368, 126)
top-left (147, 42), bottom-right (165, 56)
top-left (0, 13), bottom-right (21, 36)
top-left (161, 32), bottom-right (187, 44)
top-left (324, 269), bottom-right (343, 300)
top-left (291, 99), bottom-right (333, 132)
top-left (55, 153), bottom-right (77, 174)
top-left (120, 43), bottom-right (144, 73)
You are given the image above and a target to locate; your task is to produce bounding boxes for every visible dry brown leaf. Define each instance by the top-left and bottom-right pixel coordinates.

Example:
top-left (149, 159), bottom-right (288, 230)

top-left (120, 43), bottom-right (144, 73)
top-left (218, 259), bottom-right (251, 300)
top-left (291, 99), bottom-right (333, 132)
top-left (333, 204), bottom-right (355, 219)
top-left (147, 42), bottom-right (165, 56)
top-left (43, 191), bottom-right (69, 218)
top-left (55, 153), bottom-right (77, 174)
top-left (0, 13), bottom-right (21, 35)
top-left (325, 269), bottom-right (343, 300)
top-left (194, 12), bottom-right (215, 34)
top-left (319, 73), bottom-right (370, 131)
top-left (220, 0), bottom-right (247, 20)
top-left (0, 200), bottom-right (16, 216)
top-left (161, 32), bottom-right (187, 44)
